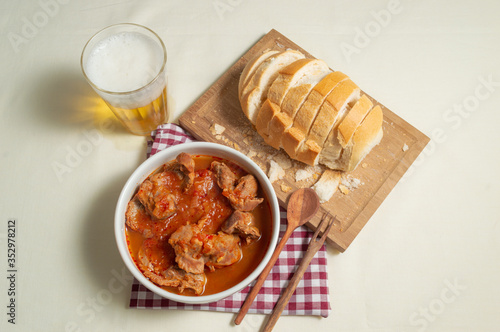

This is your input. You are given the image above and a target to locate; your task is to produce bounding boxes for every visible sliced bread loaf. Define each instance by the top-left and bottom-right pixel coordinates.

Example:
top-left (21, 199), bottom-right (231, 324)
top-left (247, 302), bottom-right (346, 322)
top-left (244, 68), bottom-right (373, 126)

top-left (238, 50), bottom-right (383, 176)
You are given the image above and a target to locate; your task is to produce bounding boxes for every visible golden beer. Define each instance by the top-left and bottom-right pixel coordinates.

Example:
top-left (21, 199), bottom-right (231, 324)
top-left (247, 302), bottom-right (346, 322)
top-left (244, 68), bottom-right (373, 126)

top-left (81, 24), bottom-right (168, 135)
top-left (103, 86), bottom-right (168, 136)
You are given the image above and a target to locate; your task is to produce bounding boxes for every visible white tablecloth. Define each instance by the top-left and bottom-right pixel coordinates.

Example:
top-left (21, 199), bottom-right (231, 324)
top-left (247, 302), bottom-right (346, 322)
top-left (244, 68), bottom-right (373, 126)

top-left (1, 0), bottom-right (499, 331)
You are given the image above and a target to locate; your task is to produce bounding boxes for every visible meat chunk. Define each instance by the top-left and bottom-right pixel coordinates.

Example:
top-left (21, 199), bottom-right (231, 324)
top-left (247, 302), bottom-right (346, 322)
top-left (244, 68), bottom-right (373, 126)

top-left (211, 161), bottom-right (263, 211)
top-left (160, 266), bottom-right (206, 295)
top-left (169, 221), bottom-right (242, 274)
top-left (202, 232), bottom-right (242, 272)
top-left (176, 152), bottom-right (195, 174)
top-left (222, 210), bottom-right (261, 244)
top-left (168, 224), bottom-right (205, 274)
top-left (125, 196), bottom-right (154, 238)
top-left (136, 172), bottom-right (178, 220)
top-left (137, 240), bottom-right (205, 295)
top-left (227, 174), bottom-right (264, 211)
top-left (175, 152), bottom-right (195, 192)
top-left (211, 161), bottom-right (238, 192)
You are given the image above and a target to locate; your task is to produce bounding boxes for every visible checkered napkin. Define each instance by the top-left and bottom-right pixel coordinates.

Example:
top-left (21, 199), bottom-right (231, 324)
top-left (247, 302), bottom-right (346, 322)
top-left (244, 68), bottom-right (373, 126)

top-left (129, 123), bottom-right (331, 317)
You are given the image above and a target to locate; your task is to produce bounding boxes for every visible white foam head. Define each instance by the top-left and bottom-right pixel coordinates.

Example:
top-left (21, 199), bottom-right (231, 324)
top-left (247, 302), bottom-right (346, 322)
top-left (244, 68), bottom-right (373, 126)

top-left (82, 26), bottom-right (167, 109)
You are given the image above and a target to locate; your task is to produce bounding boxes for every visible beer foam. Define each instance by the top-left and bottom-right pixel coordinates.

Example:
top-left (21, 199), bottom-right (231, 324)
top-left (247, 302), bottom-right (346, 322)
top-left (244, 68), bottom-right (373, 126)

top-left (85, 32), bottom-right (164, 93)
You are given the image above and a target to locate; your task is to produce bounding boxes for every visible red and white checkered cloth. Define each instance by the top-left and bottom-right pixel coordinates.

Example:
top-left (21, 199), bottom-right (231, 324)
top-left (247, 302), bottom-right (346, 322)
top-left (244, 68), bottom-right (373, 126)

top-left (129, 123), bottom-right (331, 317)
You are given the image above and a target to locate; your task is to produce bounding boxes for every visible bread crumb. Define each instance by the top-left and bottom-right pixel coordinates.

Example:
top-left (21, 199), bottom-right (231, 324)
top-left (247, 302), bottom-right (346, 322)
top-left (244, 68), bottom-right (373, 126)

top-left (295, 169), bottom-right (313, 182)
top-left (311, 170), bottom-right (341, 203)
top-left (247, 149), bottom-right (257, 158)
top-left (362, 163), bottom-right (368, 168)
top-left (340, 176), bottom-right (362, 193)
top-left (274, 153), bottom-right (292, 170)
top-left (338, 184), bottom-right (350, 195)
top-left (402, 143), bottom-right (409, 152)
top-left (268, 160), bottom-right (285, 183)
top-left (280, 183), bottom-right (292, 193)
top-left (215, 135), bottom-right (222, 140)
top-left (210, 123), bottom-right (226, 135)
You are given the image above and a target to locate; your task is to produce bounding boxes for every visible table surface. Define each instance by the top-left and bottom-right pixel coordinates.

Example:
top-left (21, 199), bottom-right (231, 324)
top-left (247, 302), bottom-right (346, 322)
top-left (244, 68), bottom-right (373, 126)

top-left (1, 1), bottom-right (499, 331)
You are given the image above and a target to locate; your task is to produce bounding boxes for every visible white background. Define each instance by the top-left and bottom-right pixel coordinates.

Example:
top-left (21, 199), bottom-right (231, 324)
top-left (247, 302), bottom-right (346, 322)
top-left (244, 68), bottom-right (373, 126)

top-left (1, 0), bottom-right (499, 331)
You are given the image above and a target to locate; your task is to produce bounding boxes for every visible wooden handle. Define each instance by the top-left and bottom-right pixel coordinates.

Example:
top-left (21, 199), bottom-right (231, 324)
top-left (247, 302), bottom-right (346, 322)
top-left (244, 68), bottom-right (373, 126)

top-left (234, 228), bottom-right (293, 325)
top-left (262, 245), bottom-right (320, 332)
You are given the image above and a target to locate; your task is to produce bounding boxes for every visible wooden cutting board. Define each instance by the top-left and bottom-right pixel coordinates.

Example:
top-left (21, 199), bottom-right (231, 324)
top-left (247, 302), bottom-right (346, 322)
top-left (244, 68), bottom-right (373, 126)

top-left (179, 29), bottom-right (429, 252)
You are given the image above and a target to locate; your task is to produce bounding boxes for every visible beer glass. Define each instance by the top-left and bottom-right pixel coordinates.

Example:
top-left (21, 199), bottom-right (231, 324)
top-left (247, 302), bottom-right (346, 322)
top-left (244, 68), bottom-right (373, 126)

top-left (81, 23), bottom-right (168, 135)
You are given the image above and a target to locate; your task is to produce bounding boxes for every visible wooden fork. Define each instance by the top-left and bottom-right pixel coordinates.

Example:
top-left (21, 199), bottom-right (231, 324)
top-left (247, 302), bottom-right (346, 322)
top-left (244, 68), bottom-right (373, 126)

top-left (262, 213), bottom-right (336, 332)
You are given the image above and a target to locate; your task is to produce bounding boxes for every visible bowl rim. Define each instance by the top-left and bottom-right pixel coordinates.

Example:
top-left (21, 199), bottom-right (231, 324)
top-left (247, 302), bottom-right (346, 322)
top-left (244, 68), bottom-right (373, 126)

top-left (114, 141), bottom-right (280, 304)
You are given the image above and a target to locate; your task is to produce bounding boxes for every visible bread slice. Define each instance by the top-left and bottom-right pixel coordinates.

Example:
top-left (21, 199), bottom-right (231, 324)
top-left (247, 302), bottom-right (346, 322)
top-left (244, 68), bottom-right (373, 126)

top-left (345, 105), bottom-right (383, 171)
top-left (240, 50), bottom-right (305, 124)
top-left (267, 58), bottom-right (330, 107)
top-left (321, 105), bottom-right (383, 171)
top-left (238, 50), bottom-right (279, 99)
top-left (311, 169), bottom-right (341, 203)
top-left (337, 94), bottom-right (373, 148)
top-left (266, 112), bottom-right (293, 150)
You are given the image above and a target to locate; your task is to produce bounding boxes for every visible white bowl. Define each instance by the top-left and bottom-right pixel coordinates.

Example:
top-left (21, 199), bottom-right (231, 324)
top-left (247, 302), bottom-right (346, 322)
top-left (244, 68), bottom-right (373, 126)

top-left (114, 142), bottom-right (280, 304)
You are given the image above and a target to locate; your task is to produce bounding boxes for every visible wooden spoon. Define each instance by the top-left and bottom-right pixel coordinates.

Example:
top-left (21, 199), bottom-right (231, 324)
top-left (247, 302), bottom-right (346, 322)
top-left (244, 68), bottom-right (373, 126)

top-left (234, 188), bottom-right (320, 325)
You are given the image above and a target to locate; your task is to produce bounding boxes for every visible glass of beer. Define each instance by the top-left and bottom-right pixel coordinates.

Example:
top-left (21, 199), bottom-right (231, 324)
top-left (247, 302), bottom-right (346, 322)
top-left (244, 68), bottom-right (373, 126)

top-left (81, 23), bottom-right (168, 136)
